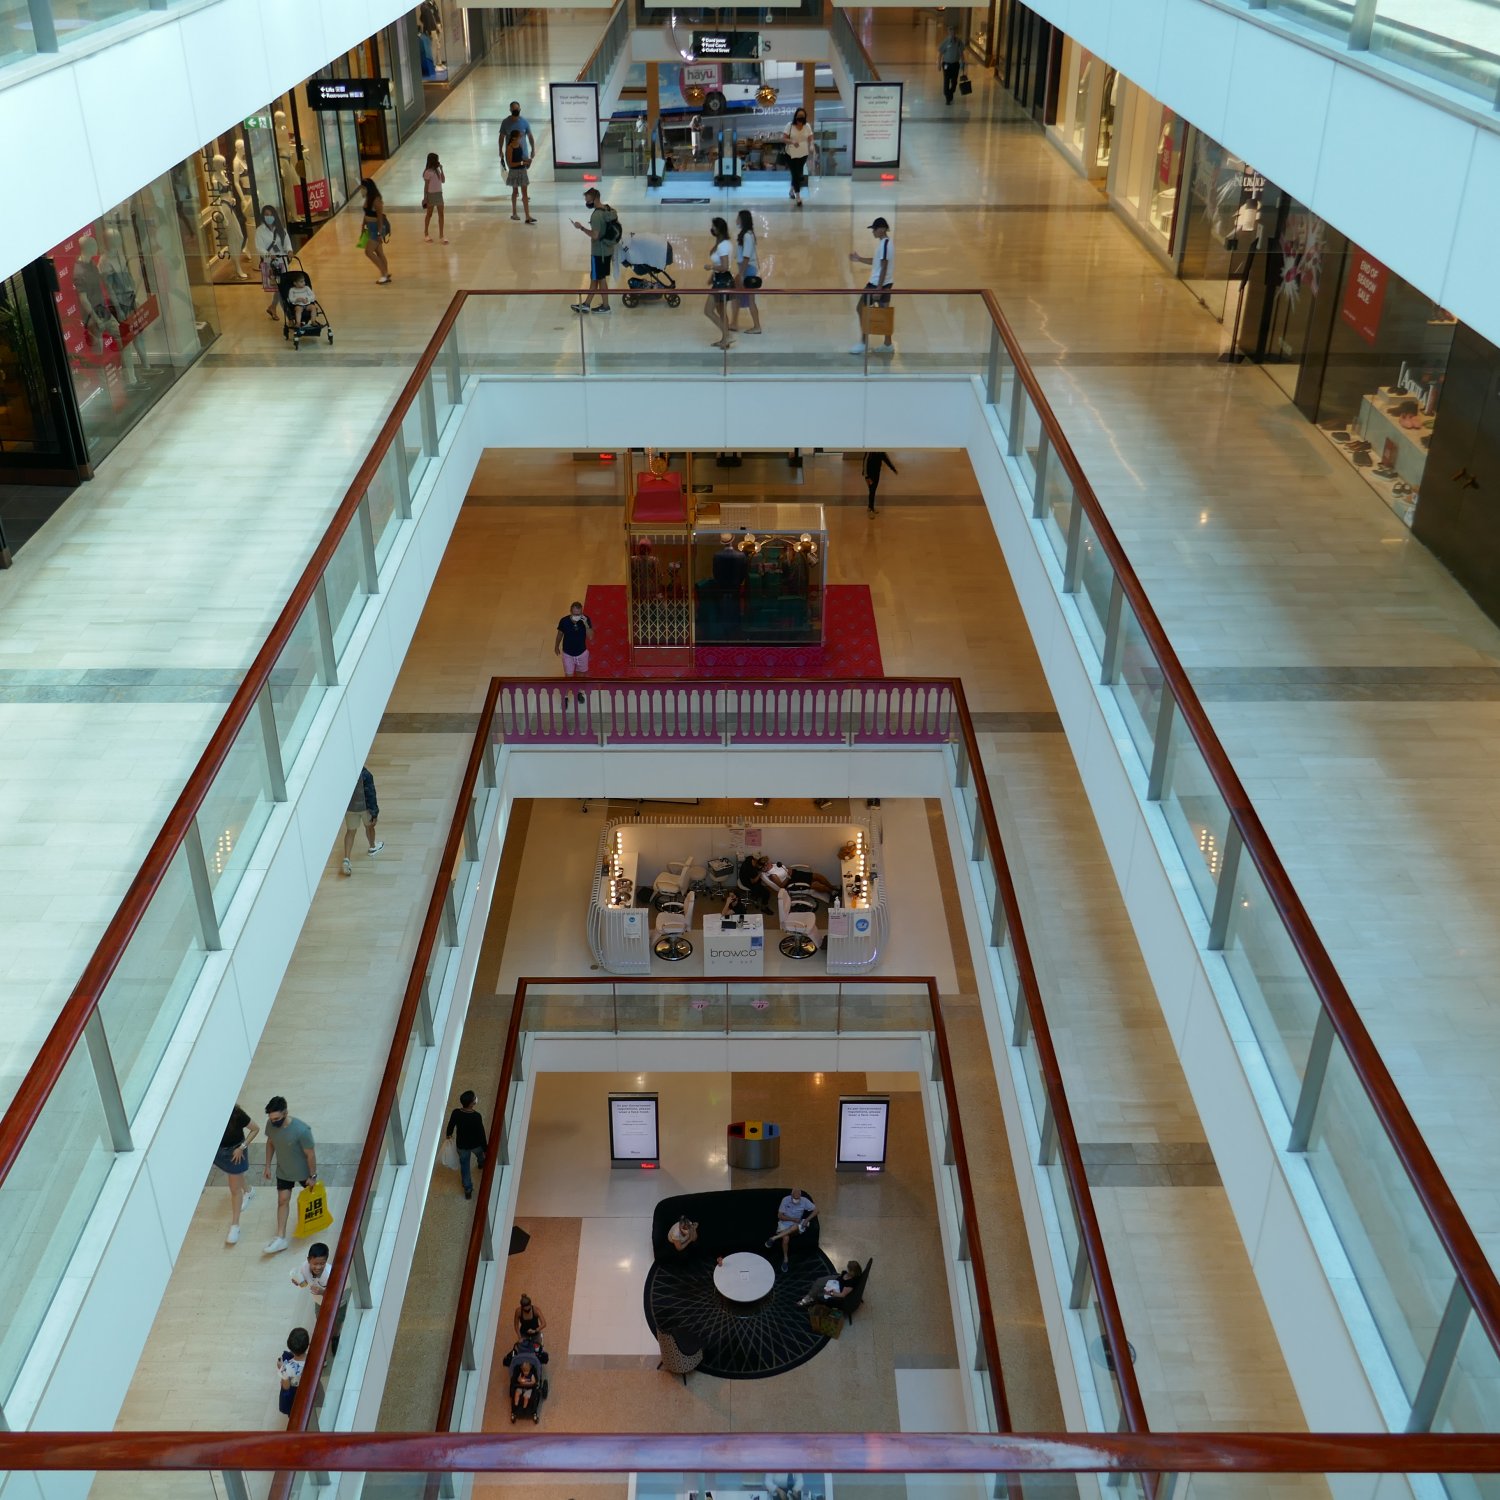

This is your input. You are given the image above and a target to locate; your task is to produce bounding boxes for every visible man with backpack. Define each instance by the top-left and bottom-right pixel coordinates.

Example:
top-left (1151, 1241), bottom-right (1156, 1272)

top-left (569, 186), bottom-right (620, 313)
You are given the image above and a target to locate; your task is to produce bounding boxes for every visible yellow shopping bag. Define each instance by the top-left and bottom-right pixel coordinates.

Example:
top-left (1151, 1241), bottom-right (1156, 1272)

top-left (294, 1179), bottom-right (335, 1238)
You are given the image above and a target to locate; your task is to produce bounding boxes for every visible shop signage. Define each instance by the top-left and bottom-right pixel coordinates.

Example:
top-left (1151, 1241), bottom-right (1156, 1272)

top-left (827, 907), bottom-right (873, 940)
top-left (306, 77), bottom-right (390, 110)
top-left (294, 179), bottom-right (332, 217)
top-left (115, 295), bottom-right (160, 348)
top-left (550, 82), bottom-right (602, 169)
top-left (853, 81), bottom-right (903, 169)
top-left (704, 932), bottom-right (764, 973)
top-left (691, 30), bottom-right (760, 59)
top-left (1340, 248), bottom-right (1389, 345)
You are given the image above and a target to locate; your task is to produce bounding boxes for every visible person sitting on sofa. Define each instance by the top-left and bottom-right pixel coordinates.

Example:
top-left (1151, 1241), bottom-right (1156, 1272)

top-left (667, 1215), bottom-right (699, 1253)
top-left (799, 1259), bottom-right (862, 1308)
top-left (765, 1186), bottom-right (818, 1271)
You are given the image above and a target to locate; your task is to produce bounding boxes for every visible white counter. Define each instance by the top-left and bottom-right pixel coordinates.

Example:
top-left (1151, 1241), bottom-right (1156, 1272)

top-left (702, 914), bottom-right (765, 976)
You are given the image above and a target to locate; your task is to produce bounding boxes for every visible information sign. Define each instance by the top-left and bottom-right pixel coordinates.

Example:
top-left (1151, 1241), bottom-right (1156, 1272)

top-left (550, 82), bottom-right (602, 169)
top-left (609, 1092), bottom-right (660, 1166)
top-left (306, 78), bottom-right (390, 111)
top-left (837, 1096), bottom-right (890, 1171)
top-left (692, 30), bottom-right (761, 59)
top-left (853, 81), bottom-right (903, 169)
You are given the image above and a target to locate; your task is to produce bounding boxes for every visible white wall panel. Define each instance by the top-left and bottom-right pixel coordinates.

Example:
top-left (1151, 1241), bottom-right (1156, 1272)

top-left (1159, 0), bottom-right (1238, 144)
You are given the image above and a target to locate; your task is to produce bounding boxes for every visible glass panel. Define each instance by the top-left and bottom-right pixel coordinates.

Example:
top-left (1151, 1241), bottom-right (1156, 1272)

top-left (0, 0), bottom-right (38, 66)
top-left (1081, 1280), bottom-right (1127, 1432)
top-left (435, 327), bottom-right (463, 429)
top-left (1372, 2), bottom-right (1500, 107)
top-left (395, 1016), bottom-right (427, 1141)
top-left (1304, 1039), bottom-right (1454, 1405)
top-left (324, 520), bottom-right (368, 660)
top-left (401, 389), bottom-right (430, 493)
top-left (1017, 1027), bottom-right (1049, 1133)
top-left (366, 449), bottom-right (403, 568)
top-left (1264, 0), bottom-right (1355, 40)
top-left (1015, 387), bottom-right (1043, 493)
top-left (195, 706), bottom-right (275, 921)
top-left (49, 0), bottom-right (151, 49)
top-left (619, 984), bottom-right (724, 1030)
top-left (1158, 718), bottom-right (1229, 919)
top-left (98, 843), bottom-right (208, 1117)
top-left (1040, 457), bottom-right (1074, 567)
top-left (989, 336), bottom-right (1016, 423)
top-left (1074, 511), bottom-right (1114, 653)
top-left (1220, 852), bottom-right (1324, 1117)
top-left (862, 292), bottom-right (994, 381)
top-left (522, 980), bottom-right (615, 1031)
top-left (0, 1044), bottom-right (115, 1402)
top-left (1110, 598), bottom-right (1165, 765)
top-left (268, 594), bottom-right (328, 771)
top-left (1432, 1305), bottom-right (1500, 1435)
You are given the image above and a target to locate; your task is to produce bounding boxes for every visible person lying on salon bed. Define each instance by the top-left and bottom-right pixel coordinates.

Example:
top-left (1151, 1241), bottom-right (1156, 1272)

top-left (757, 856), bottom-right (837, 905)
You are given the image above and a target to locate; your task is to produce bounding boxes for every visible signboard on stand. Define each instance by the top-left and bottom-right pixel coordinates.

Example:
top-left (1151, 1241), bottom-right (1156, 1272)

top-left (853, 81), bottom-right (903, 172)
top-left (550, 82), bottom-right (602, 170)
top-left (609, 1093), bottom-right (660, 1167)
top-left (837, 1095), bottom-right (890, 1171)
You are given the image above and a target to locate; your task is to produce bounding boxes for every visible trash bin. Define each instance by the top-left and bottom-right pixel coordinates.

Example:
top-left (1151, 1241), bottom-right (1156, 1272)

top-left (727, 1120), bottom-right (781, 1170)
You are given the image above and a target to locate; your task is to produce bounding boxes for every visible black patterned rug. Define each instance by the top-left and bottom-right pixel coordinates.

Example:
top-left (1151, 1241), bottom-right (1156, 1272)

top-left (644, 1248), bottom-right (837, 1379)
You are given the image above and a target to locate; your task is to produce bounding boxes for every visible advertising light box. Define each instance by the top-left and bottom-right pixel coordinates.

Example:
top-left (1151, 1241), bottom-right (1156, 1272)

top-left (306, 77), bottom-right (390, 111)
top-left (609, 1092), bottom-right (660, 1168)
top-left (853, 81), bottom-right (903, 169)
top-left (550, 82), bottom-right (602, 169)
top-left (837, 1095), bottom-right (890, 1171)
top-left (692, 31), bottom-right (760, 59)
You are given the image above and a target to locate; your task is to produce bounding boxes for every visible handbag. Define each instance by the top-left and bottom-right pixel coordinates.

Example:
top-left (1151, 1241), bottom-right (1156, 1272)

top-left (380, 215), bottom-right (393, 241)
top-left (808, 1303), bottom-right (846, 1338)
top-left (959, 73), bottom-right (973, 95)
top-left (711, 270), bottom-right (735, 290)
top-left (742, 275), bottom-right (763, 289)
top-left (439, 1138), bottom-right (460, 1171)
top-left (294, 1179), bottom-right (335, 1237)
top-left (356, 226), bottom-right (370, 250)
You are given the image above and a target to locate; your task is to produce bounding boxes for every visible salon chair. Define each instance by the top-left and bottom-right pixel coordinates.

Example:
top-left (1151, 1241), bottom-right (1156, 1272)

top-left (776, 887), bottom-right (820, 960)
top-left (652, 858), bottom-right (700, 906)
top-left (653, 890), bottom-right (696, 962)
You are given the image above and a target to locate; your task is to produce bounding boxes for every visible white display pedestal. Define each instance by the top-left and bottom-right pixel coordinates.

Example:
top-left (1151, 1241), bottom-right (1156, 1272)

top-left (702, 914), bottom-right (765, 976)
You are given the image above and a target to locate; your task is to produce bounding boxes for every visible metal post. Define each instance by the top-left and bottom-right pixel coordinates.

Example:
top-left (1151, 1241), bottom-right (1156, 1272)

top-left (355, 496), bottom-right (379, 594)
top-left (991, 885), bottom-right (1006, 950)
top-left (386, 1108), bottom-right (408, 1167)
top-left (1288, 1007), bottom-right (1338, 1152)
top-left (84, 1011), bottom-right (133, 1151)
top-left (1407, 1279), bottom-right (1473, 1431)
top-left (442, 883), bottom-right (460, 946)
top-left (954, 734), bottom-right (970, 789)
top-left (481, 1212), bottom-right (495, 1262)
top-left (184, 815), bottom-right (224, 952)
top-left (25, 0), bottom-right (58, 51)
top-left (419, 376), bottom-right (440, 457)
top-left (1061, 494), bottom-right (1085, 593)
top-left (1039, 1102), bottom-right (1058, 1165)
top-left (985, 324), bottom-right (1005, 408)
top-left (394, 437), bottom-right (414, 521)
top-left (222, 1473), bottom-right (252, 1500)
top-left (481, 736), bottom-right (498, 788)
top-left (943, 1124), bottom-right (955, 1167)
top-left (463, 800), bottom-right (480, 863)
top-left (1011, 997), bottom-right (1031, 1048)
top-left (312, 576), bottom-right (339, 685)
top-left (1206, 823), bottom-right (1245, 951)
top-left (1100, 575), bottom-right (1126, 685)
top-left (352, 1238), bottom-right (374, 1309)
top-left (1145, 692), bottom-right (1176, 801)
top-left (255, 685), bottom-right (288, 803)
top-left (1007, 375), bottom-right (1026, 457)
top-left (1030, 434), bottom-right (1050, 519)
top-left (1348, 0), bottom-right (1377, 48)
top-left (1068, 1239), bottom-right (1091, 1311)
top-left (443, 325), bottom-right (463, 406)
top-left (417, 970), bottom-right (437, 1047)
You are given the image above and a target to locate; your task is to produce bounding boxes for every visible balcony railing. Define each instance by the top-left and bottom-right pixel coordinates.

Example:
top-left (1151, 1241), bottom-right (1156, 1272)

top-left (2, 286), bottom-right (1498, 1452)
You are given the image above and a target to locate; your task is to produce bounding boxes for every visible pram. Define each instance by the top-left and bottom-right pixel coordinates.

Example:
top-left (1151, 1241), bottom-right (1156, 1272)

top-left (277, 258), bottom-right (334, 350)
top-left (502, 1336), bottom-right (549, 1423)
top-left (619, 233), bottom-right (680, 309)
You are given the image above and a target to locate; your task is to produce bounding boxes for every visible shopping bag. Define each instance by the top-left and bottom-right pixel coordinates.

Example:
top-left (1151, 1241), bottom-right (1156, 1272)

top-left (294, 1179), bottom-right (335, 1237)
top-left (356, 227), bottom-right (370, 251)
top-left (438, 1138), bottom-right (461, 1171)
top-left (808, 1304), bottom-right (845, 1339)
top-left (864, 304), bottom-right (896, 337)
top-left (958, 73), bottom-right (973, 96)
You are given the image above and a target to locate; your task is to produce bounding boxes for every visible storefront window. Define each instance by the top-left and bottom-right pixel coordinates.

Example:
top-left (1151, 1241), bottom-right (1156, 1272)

top-left (46, 167), bottom-right (219, 468)
top-left (1149, 107), bottom-right (1185, 246)
top-left (1108, 84), bottom-right (1184, 259)
top-left (0, 274), bottom-right (58, 458)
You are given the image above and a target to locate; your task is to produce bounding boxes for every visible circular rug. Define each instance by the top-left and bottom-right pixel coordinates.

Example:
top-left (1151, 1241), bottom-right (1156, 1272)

top-left (644, 1249), bottom-right (837, 1380)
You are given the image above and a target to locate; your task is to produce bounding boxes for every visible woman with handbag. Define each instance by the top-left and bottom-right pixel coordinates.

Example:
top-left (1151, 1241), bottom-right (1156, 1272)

top-left (359, 177), bottom-right (392, 285)
top-left (728, 210), bottom-right (763, 335)
top-left (783, 109), bottom-right (815, 206)
top-left (703, 216), bottom-right (736, 351)
top-left (254, 206), bottom-right (292, 319)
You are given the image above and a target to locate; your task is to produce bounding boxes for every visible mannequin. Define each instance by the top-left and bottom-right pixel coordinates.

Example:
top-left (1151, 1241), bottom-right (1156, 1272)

top-left (230, 136), bottom-right (255, 265)
top-left (72, 235), bottom-right (113, 356)
top-left (96, 226), bottom-right (149, 378)
top-left (209, 153), bottom-right (249, 278)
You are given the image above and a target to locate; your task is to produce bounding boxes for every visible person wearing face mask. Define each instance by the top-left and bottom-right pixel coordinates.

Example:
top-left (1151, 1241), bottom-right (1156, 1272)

top-left (500, 101), bottom-right (536, 204)
top-left (254, 205), bottom-right (292, 319)
top-left (783, 108), bottom-right (816, 206)
top-left (554, 600), bottom-right (594, 702)
top-left (569, 187), bottom-right (619, 313)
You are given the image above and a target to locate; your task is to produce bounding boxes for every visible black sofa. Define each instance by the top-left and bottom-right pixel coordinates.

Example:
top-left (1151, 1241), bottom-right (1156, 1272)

top-left (652, 1188), bottom-right (822, 1264)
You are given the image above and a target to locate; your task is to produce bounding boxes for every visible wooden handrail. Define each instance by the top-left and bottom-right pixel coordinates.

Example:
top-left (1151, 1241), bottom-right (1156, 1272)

top-left (978, 286), bottom-right (1500, 1361)
top-left (949, 689), bottom-right (1150, 1434)
top-left (0, 1429), bottom-right (1498, 1473)
top-left (285, 678), bottom-right (503, 1434)
top-left (0, 290), bottom-right (467, 1197)
top-left (575, 0), bottom-right (626, 83)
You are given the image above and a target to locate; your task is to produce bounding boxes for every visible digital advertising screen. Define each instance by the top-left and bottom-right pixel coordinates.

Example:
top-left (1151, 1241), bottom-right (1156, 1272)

top-left (837, 1095), bottom-right (890, 1171)
top-left (550, 83), bottom-right (602, 169)
top-left (853, 81), bottom-right (904, 169)
top-left (692, 30), bottom-right (760, 59)
top-left (608, 1092), bottom-right (660, 1167)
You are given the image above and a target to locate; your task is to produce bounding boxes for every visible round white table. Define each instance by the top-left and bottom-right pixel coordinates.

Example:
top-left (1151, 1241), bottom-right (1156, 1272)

top-left (713, 1250), bottom-right (775, 1308)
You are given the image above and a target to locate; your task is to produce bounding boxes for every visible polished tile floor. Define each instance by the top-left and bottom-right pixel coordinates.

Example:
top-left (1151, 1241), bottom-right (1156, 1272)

top-left (5, 3), bottom-right (1492, 1465)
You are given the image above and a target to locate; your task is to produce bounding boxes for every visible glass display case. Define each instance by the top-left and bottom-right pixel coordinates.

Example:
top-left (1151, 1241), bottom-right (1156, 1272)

top-left (691, 502), bottom-right (826, 646)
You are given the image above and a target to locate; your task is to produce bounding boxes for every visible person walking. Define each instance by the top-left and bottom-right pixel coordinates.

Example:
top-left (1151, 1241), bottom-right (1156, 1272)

top-left (262, 1095), bottom-right (318, 1254)
top-left (704, 216), bottom-right (736, 350)
top-left (569, 186), bottom-right (618, 313)
top-left (782, 108), bottom-right (815, 206)
top-left (341, 766), bottom-right (383, 876)
top-left (849, 217), bottom-right (894, 356)
top-left (728, 210), bottom-right (762, 336)
top-left (863, 451), bottom-right (897, 514)
top-left (359, 178), bottom-right (391, 285)
top-left (445, 1090), bottom-right (489, 1200)
top-left (253, 205), bottom-right (292, 319)
top-left (215, 1102), bottom-right (259, 1245)
top-left (554, 600), bottom-right (594, 700)
top-left (506, 128), bottom-right (535, 224)
top-left (422, 152), bottom-right (446, 243)
top-left (938, 25), bottom-right (965, 105)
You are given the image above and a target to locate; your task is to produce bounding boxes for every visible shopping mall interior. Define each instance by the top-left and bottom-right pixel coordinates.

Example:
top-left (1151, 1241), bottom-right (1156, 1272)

top-left (3, 1), bottom-right (1500, 1497)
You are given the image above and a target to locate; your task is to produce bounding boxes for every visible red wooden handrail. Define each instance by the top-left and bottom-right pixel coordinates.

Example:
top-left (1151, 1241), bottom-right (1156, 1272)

top-left (979, 287), bottom-right (1500, 1361)
top-left (0, 1429), bottom-right (1497, 1473)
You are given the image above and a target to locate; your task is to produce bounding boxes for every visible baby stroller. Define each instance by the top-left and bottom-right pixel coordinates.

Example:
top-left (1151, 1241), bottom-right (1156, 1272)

top-left (503, 1336), bottom-right (549, 1423)
top-left (619, 232), bottom-right (680, 309)
top-left (277, 258), bottom-right (334, 350)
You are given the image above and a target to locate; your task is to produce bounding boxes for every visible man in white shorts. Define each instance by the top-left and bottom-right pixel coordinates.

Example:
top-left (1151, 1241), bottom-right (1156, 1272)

top-left (554, 601), bottom-right (594, 703)
top-left (765, 1186), bottom-right (818, 1272)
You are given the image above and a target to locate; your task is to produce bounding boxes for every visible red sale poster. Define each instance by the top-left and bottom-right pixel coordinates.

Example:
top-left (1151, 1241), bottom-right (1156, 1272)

top-left (1339, 248), bottom-right (1388, 344)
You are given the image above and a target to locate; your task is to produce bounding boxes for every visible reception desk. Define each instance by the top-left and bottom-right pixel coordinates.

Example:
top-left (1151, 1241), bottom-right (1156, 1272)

top-left (702, 914), bottom-right (765, 976)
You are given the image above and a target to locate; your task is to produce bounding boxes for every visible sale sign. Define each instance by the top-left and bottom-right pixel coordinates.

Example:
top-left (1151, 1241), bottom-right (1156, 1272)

top-left (1339, 248), bottom-right (1388, 344)
top-left (294, 178), bottom-right (332, 216)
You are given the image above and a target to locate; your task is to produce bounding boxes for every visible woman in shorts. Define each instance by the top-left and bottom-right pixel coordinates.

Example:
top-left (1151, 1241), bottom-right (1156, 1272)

top-left (215, 1103), bottom-right (260, 1246)
top-left (422, 152), bottom-right (446, 243)
top-left (507, 131), bottom-right (534, 224)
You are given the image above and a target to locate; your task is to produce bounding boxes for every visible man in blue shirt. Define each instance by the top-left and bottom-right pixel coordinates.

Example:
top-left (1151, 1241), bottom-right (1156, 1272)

top-left (554, 601), bottom-right (594, 703)
top-left (766, 1186), bottom-right (818, 1271)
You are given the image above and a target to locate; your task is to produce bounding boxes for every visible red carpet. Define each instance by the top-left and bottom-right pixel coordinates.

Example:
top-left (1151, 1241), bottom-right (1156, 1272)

top-left (582, 584), bottom-right (883, 678)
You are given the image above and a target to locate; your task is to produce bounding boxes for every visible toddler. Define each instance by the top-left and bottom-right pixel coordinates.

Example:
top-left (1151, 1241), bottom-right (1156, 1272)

top-left (277, 1325), bottom-right (310, 1417)
top-left (285, 272), bottom-right (316, 326)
